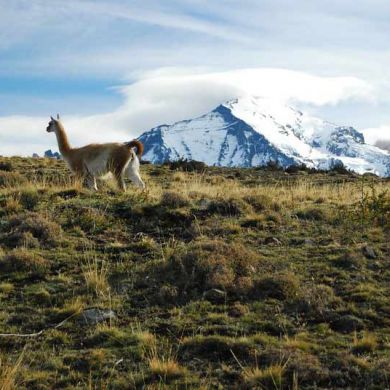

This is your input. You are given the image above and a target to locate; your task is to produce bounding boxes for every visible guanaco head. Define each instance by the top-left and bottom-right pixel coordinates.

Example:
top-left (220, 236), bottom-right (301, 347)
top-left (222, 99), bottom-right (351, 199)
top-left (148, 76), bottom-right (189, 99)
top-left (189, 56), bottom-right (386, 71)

top-left (46, 114), bottom-right (61, 133)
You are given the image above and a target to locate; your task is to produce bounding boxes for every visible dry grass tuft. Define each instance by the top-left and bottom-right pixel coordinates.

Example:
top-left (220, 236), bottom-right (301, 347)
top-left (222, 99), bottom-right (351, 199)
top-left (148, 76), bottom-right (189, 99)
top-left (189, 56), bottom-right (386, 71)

top-left (147, 344), bottom-right (187, 381)
top-left (0, 171), bottom-right (27, 188)
top-left (0, 348), bottom-right (25, 390)
top-left (149, 357), bottom-right (187, 380)
top-left (352, 332), bottom-right (378, 355)
top-left (242, 364), bottom-right (284, 389)
top-left (82, 256), bottom-right (110, 298)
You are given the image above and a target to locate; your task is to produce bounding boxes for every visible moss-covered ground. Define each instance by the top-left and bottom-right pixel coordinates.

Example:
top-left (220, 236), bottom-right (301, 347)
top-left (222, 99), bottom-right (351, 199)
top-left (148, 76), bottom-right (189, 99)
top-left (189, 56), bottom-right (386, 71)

top-left (0, 157), bottom-right (389, 389)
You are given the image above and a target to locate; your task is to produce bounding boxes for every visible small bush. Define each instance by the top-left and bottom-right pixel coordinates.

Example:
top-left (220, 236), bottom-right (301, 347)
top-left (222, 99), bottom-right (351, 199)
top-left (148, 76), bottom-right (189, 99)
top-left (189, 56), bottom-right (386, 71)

top-left (352, 332), bottom-right (377, 355)
top-left (331, 314), bottom-right (364, 333)
top-left (3, 212), bottom-right (62, 248)
top-left (0, 172), bottom-right (27, 187)
top-left (166, 158), bottom-right (207, 172)
top-left (0, 282), bottom-right (14, 294)
top-left (334, 251), bottom-right (363, 269)
top-left (243, 194), bottom-right (272, 212)
top-left (69, 207), bottom-right (111, 234)
top-left (181, 335), bottom-right (253, 360)
top-left (3, 197), bottom-right (22, 214)
top-left (0, 161), bottom-right (13, 171)
top-left (160, 191), bottom-right (189, 208)
top-left (19, 189), bottom-right (40, 210)
top-left (289, 284), bottom-right (341, 320)
top-left (254, 273), bottom-right (300, 300)
top-left (84, 327), bottom-right (139, 348)
top-left (264, 160), bottom-right (284, 171)
top-left (285, 163), bottom-right (310, 174)
top-left (296, 207), bottom-right (327, 221)
top-left (160, 239), bottom-right (261, 300)
top-left (207, 198), bottom-right (247, 216)
top-left (330, 161), bottom-right (352, 175)
top-left (229, 302), bottom-right (249, 317)
top-left (158, 284), bottom-right (179, 304)
top-left (0, 249), bottom-right (48, 275)
top-left (240, 216), bottom-right (266, 229)
top-left (25, 285), bottom-right (51, 304)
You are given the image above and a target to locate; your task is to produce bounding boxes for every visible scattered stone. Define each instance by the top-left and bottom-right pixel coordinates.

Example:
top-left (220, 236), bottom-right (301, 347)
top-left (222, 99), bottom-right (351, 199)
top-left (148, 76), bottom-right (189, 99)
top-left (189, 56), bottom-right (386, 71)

top-left (80, 308), bottom-right (116, 325)
top-left (264, 236), bottom-right (282, 245)
top-left (331, 314), bottom-right (364, 333)
top-left (362, 246), bottom-right (377, 259)
top-left (203, 288), bottom-right (226, 302)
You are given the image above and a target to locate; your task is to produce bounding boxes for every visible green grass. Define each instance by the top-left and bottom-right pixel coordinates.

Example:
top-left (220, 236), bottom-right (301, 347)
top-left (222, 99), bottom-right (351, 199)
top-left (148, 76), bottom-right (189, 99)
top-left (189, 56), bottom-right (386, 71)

top-left (0, 156), bottom-right (389, 389)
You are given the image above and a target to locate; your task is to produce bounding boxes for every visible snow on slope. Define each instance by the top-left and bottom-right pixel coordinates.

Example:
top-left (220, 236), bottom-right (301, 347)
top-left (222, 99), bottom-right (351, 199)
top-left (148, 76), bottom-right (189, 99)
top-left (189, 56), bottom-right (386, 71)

top-left (138, 96), bottom-right (390, 176)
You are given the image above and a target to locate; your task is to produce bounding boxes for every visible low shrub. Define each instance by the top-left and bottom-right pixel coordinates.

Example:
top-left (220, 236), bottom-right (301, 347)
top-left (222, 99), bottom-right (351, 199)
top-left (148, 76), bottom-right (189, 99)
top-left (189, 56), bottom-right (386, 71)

top-left (352, 332), bottom-right (378, 355)
top-left (20, 189), bottom-right (40, 210)
top-left (160, 239), bottom-right (261, 300)
top-left (243, 194), bottom-right (272, 212)
top-left (0, 172), bottom-right (27, 187)
top-left (181, 335), bottom-right (253, 360)
top-left (0, 249), bottom-right (48, 275)
top-left (296, 207), bottom-right (327, 221)
top-left (0, 161), bottom-right (13, 171)
top-left (3, 212), bottom-right (62, 248)
top-left (206, 198), bottom-right (248, 216)
top-left (334, 251), bottom-right (363, 270)
top-left (253, 273), bottom-right (300, 301)
top-left (166, 158), bottom-right (207, 172)
top-left (160, 191), bottom-right (190, 208)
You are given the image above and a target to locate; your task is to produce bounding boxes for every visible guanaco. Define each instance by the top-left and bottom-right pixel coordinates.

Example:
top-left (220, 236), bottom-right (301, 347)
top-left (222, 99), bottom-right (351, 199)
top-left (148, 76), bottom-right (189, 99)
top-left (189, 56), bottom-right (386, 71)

top-left (46, 115), bottom-right (145, 191)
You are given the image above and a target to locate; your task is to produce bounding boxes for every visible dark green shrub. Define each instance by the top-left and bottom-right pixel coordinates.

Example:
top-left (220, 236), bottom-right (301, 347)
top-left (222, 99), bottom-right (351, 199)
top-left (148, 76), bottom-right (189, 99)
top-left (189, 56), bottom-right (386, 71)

top-left (160, 240), bottom-right (261, 300)
top-left (20, 189), bottom-right (40, 210)
top-left (0, 172), bottom-right (27, 187)
top-left (296, 207), bottom-right (327, 221)
top-left (253, 273), bottom-right (300, 300)
top-left (0, 249), bottom-right (48, 275)
top-left (160, 191), bottom-right (189, 208)
top-left (3, 212), bottom-right (62, 248)
top-left (207, 198), bottom-right (247, 216)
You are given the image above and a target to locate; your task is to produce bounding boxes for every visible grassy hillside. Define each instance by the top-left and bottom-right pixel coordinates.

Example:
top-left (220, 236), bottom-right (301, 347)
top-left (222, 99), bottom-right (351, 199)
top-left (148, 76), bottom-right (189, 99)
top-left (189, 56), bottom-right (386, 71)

top-left (0, 156), bottom-right (389, 389)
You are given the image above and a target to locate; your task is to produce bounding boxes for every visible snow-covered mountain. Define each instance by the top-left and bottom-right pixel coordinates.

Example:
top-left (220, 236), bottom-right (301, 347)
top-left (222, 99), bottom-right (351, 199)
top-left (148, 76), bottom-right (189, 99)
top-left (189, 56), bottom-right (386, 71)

top-left (138, 96), bottom-right (390, 176)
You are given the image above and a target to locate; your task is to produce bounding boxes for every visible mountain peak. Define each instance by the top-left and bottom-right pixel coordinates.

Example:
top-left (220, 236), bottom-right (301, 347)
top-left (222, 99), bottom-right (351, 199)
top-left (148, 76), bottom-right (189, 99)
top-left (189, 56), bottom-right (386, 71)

top-left (138, 97), bottom-right (390, 176)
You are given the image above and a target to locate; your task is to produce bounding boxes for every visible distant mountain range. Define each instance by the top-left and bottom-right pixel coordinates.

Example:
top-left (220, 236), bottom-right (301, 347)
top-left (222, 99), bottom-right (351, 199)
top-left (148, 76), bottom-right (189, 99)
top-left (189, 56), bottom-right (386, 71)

top-left (138, 96), bottom-right (390, 176)
top-left (32, 150), bottom-right (61, 159)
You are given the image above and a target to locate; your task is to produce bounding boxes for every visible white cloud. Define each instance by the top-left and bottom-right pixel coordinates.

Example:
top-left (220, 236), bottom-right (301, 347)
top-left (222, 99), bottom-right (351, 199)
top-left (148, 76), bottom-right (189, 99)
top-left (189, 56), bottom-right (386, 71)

top-left (361, 125), bottom-right (390, 145)
top-left (0, 68), bottom-right (374, 156)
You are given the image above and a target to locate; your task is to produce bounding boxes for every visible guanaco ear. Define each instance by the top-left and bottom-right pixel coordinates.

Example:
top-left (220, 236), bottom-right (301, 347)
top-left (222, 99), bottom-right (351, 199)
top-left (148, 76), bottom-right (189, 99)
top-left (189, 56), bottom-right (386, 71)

top-left (50, 116), bottom-right (55, 121)
top-left (57, 113), bottom-right (60, 120)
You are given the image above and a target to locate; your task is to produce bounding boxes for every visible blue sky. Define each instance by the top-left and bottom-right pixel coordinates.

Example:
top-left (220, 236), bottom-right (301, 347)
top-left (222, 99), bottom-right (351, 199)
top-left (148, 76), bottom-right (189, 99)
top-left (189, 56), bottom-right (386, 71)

top-left (1, 0), bottom-right (390, 155)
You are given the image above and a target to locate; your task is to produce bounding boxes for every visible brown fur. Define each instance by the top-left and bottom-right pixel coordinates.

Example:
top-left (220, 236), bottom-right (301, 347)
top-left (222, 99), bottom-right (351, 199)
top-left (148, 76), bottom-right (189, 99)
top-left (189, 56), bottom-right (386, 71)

top-left (47, 117), bottom-right (145, 191)
top-left (125, 140), bottom-right (144, 158)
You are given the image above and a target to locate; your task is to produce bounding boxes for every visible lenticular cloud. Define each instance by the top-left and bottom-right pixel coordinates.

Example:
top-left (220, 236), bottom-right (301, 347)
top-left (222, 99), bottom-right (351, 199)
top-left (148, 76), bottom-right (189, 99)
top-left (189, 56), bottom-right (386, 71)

top-left (0, 68), bottom-right (375, 156)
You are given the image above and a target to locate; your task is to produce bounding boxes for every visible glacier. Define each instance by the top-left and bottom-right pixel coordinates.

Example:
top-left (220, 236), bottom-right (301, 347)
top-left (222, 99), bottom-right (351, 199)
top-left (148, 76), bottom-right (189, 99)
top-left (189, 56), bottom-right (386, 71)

top-left (138, 96), bottom-right (390, 176)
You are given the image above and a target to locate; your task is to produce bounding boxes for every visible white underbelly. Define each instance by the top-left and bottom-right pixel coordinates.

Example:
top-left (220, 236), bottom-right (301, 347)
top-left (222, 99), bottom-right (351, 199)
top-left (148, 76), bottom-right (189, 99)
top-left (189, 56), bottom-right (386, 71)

top-left (86, 154), bottom-right (110, 176)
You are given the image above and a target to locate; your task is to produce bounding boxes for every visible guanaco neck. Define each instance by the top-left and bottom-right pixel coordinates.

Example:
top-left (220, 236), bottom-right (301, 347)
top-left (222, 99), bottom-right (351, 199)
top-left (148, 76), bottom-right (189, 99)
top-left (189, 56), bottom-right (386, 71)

top-left (54, 122), bottom-right (72, 155)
